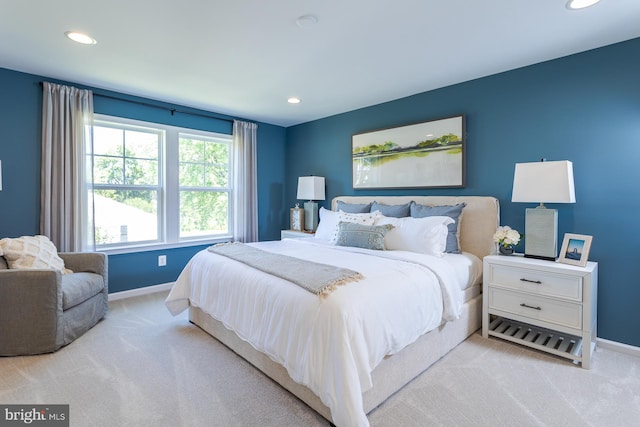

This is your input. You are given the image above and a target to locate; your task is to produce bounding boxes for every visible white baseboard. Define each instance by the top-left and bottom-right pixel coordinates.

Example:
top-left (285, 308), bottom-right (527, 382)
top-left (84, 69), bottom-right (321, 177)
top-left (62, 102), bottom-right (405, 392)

top-left (597, 337), bottom-right (640, 358)
top-left (108, 282), bottom-right (174, 302)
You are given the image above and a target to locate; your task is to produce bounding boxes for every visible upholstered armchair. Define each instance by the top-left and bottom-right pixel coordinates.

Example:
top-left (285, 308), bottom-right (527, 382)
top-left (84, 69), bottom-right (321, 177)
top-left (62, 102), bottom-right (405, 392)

top-left (0, 252), bottom-right (108, 356)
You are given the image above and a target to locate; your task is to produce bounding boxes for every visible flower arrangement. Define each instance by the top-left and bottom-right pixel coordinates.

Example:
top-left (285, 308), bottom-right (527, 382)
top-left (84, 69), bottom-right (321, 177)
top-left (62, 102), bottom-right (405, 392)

top-left (493, 225), bottom-right (521, 248)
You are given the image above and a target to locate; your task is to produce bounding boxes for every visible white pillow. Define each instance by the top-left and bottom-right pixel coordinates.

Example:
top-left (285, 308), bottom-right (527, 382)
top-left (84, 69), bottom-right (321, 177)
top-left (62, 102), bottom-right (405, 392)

top-left (375, 215), bottom-right (453, 256)
top-left (314, 208), bottom-right (379, 243)
top-left (314, 208), bottom-right (341, 241)
top-left (0, 235), bottom-right (72, 274)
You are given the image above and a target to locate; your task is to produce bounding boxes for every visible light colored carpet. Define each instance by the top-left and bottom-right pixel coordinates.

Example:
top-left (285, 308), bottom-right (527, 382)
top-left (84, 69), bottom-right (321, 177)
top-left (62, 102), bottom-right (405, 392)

top-left (1, 291), bottom-right (639, 427)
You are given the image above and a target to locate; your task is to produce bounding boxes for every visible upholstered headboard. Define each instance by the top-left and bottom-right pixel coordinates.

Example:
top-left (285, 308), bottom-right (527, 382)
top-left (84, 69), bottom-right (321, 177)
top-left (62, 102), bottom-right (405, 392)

top-left (331, 196), bottom-right (500, 260)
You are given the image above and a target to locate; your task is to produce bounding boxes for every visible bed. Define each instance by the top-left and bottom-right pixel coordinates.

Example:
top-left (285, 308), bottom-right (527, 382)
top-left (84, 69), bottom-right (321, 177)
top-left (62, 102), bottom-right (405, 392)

top-left (166, 195), bottom-right (499, 426)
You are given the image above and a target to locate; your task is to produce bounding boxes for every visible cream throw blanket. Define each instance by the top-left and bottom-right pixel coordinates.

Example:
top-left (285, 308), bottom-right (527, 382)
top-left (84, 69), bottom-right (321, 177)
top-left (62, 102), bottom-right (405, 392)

top-left (208, 242), bottom-right (363, 296)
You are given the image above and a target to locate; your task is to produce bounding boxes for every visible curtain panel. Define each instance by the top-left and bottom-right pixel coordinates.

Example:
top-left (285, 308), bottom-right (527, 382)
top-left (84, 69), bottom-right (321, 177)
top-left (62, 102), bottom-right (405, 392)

top-left (41, 82), bottom-right (94, 252)
top-left (232, 120), bottom-right (258, 242)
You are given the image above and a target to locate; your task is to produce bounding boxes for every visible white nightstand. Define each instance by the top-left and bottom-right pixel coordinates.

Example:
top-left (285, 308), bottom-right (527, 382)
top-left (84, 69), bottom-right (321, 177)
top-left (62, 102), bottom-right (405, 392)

top-left (280, 230), bottom-right (315, 239)
top-left (482, 255), bottom-right (598, 369)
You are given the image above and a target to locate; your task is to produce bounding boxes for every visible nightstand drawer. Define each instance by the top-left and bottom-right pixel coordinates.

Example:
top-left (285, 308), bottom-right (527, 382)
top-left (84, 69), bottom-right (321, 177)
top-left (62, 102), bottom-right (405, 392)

top-left (488, 287), bottom-right (582, 330)
top-left (488, 264), bottom-right (582, 301)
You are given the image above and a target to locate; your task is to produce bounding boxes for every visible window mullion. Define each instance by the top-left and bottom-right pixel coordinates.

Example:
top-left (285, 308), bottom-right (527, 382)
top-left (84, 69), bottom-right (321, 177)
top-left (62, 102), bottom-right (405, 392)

top-left (165, 128), bottom-right (180, 244)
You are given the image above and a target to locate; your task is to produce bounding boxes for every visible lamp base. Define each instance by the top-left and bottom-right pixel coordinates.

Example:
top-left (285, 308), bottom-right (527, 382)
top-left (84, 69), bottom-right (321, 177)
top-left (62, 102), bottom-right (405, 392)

top-left (524, 206), bottom-right (558, 260)
top-left (303, 201), bottom-right (319, 232)
top-left (524, 253), bottom-right (557, 262)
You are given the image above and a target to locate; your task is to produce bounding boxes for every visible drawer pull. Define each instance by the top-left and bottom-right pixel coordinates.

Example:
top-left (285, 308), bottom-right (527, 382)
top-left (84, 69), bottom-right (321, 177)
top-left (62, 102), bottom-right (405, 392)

top-left (520, 303), bottom-right (542, 311)
top-left (520, 278), bottom-right (542, 284)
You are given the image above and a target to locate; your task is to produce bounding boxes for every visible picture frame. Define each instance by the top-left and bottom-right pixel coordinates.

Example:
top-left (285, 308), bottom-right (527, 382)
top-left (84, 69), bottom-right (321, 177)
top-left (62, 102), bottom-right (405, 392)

top-left (352, 114), bottom-right (465, 189)
top-left (558, 233), bottom-right (593, 267)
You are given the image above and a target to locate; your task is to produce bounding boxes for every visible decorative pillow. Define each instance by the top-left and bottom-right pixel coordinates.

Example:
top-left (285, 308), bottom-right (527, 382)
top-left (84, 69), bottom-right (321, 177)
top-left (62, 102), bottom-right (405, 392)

top-left (335, 222), bottom-right (393, 250)
top-left (375, 215), bottom-right (453, 256)
top-left (314, 208), bottom-right (379, 243)
top-left (0, 235), bottom-right (72, 274)
top-left (371, 201), bottom-right (411, 218)
top-left (314, 208), bottom-right (341, 241)
top-left (410, 202), bottom-right (466, 253)
top-left (336, 201), bottom-right (372, 213)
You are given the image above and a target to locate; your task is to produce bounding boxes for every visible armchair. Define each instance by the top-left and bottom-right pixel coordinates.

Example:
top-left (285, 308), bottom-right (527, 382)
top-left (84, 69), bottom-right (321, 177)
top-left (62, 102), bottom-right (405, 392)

top-left (0, 252), bottom-right (108, 356)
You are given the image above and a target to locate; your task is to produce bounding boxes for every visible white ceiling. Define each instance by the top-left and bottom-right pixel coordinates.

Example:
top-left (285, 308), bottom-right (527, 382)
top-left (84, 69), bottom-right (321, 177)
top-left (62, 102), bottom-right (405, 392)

top-left (2, 0), bottom-right (640, 127)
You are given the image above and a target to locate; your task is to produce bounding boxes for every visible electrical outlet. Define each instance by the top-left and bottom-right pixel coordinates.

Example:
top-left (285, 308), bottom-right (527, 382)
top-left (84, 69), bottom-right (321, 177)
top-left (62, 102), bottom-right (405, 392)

top-left (158, 255), bottom-right (167, 267)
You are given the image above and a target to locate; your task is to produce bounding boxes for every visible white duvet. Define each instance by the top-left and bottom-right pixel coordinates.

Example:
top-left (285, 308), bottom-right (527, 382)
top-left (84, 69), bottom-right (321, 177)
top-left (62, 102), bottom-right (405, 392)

top-left (165, 238), bottom-right (478, 427)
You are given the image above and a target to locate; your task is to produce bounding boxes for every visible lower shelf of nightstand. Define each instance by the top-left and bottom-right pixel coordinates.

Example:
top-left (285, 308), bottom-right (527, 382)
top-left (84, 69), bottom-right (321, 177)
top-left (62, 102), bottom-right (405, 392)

top-left (487, 316), bottom-right (583, 363)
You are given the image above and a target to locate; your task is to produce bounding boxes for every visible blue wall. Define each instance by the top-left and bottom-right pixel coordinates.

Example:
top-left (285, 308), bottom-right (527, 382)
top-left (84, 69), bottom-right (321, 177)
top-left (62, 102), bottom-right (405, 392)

top-left (0, 67), bottom-right (287, 293)
top-left (286, 37), bottom-right (640, 347)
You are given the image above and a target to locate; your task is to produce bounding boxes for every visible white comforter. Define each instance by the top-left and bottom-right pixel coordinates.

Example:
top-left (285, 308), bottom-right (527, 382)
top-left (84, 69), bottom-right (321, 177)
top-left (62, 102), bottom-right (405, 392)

top-left (165, 238), bottom-right (474, 427)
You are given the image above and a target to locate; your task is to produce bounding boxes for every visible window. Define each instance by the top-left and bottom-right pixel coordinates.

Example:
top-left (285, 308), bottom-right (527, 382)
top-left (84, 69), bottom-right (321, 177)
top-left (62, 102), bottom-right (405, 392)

top-left (178, 134), bottom-right (231, 239)
top-left (91, 115), bottom-right (233, 251)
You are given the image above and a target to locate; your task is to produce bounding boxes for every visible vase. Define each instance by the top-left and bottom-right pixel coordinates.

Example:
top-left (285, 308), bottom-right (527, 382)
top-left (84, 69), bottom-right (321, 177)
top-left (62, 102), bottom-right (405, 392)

top-left (499, 245), bottom-right (514, 256)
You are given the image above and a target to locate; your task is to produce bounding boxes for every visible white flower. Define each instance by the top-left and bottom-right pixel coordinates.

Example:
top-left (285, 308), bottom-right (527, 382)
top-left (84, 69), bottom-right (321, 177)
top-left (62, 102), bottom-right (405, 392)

top-left (493, 225), bottom-right (521, 247)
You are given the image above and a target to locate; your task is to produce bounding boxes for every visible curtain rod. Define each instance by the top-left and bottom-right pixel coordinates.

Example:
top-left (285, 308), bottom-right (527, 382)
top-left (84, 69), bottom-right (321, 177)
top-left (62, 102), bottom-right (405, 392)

top-left (93, 93), bottom-right (235, 124)
top-left (39, 81), bottom-right (235, 124)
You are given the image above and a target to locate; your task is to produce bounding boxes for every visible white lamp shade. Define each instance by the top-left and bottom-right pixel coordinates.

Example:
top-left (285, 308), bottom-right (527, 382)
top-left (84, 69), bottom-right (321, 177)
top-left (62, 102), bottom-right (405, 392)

top-left (512, 160), bottom-right (576, 204)
top-left (297, 176), bottom-right (325, 201)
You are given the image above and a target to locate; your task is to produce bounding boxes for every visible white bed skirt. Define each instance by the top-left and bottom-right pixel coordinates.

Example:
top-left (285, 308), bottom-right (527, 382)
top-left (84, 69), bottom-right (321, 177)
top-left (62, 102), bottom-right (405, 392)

top-left (189, 292), bottom-right (482, 422)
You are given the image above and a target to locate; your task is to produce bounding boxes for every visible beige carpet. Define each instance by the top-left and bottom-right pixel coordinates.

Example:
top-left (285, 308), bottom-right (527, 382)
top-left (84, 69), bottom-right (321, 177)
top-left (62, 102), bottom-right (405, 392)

top-left (1, 291), bottom-right (639, 427)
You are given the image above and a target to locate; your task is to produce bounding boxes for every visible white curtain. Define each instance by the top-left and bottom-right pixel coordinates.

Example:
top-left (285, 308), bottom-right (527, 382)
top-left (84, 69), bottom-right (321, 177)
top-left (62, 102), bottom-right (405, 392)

top-left (232, 120), bottom-right (258, 242)
top-left (41, 82), bottom-right (94, 252)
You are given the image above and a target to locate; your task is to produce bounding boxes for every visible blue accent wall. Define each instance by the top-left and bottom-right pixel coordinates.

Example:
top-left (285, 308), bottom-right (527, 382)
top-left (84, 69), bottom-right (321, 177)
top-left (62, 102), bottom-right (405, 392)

top-left (286, 37), bottom-right (640, 347)
top-left (0, 67), bottom-right (287, 293)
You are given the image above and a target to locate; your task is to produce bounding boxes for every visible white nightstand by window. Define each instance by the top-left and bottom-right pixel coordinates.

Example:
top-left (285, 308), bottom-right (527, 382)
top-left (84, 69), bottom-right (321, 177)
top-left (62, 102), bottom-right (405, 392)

top-left (280, 230), bottom-right (315, 239)
top-left (482, 255), bottom-right (598, 369)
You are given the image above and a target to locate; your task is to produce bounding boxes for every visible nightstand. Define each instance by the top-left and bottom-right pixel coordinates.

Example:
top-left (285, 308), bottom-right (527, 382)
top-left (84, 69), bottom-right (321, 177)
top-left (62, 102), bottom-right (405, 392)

top-left (482, 255), bottom-right (598, 369)
top-left (280, 230), bottom-right (315, 239)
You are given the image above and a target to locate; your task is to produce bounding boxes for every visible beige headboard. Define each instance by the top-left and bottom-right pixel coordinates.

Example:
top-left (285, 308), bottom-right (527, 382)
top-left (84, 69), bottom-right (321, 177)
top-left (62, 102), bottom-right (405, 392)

top-left (332, 196), bottom-right (500, 260)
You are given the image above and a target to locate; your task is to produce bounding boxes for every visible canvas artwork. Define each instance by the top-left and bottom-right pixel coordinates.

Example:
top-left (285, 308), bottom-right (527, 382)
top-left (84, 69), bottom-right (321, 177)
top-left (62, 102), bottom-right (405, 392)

top-left (352, 115), bottom-right (465, 189)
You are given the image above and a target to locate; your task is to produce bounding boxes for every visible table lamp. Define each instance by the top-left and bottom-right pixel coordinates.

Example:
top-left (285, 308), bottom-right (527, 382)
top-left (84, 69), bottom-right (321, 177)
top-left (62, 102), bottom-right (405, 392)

top-left (511, 160), bottom-right (575, 260)
top-left (297, 176), bottom-right (325, 232)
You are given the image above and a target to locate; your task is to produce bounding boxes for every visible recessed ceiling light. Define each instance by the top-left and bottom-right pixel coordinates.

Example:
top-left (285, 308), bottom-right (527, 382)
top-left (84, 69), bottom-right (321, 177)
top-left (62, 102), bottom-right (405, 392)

top-left (288, 97), bottom-right (301, 104)
top-left (296, 14), bottom-right (318, 28)
top-left (566, 0), bottom-right (601, 10)
top-left (65, 31), bottom-right (97, 45)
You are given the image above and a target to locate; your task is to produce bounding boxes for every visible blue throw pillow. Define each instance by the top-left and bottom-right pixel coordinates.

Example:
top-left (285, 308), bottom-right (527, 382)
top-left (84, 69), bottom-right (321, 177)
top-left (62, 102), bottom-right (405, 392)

top-left (410, 202), bottom-right (466, 253)
top-left (335, 222), bottom-right (393, 250)
top-left (371, 201), bottom-right (411, 218)
top-left (336, 201), bottom-right (372, 213)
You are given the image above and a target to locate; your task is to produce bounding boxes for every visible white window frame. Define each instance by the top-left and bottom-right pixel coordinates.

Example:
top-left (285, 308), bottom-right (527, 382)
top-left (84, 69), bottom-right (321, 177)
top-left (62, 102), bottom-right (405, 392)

top-left (177, 131), bottom-right (233, 242)
top-left (92, 114), bottom-right (233, 254)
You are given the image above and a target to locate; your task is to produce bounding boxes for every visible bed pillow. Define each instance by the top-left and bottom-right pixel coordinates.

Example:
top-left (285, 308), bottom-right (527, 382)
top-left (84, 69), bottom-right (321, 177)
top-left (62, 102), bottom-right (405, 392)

top-left (0, 235), bottom-right (72, 274)
top-left (410, 202), bottom-right (466, 253)
top-left (314, 208), bottom-right (378, 243)
top-left (314, 208), bottom-right (341, 241)
top-left (336, 201), bottom-right (372, 213)
top-left (370, 201), bottom-right (411, 218)
top-left (375, 215), bottom-right (453, 256)
top-left (335, 222), bottom-right (393, 250)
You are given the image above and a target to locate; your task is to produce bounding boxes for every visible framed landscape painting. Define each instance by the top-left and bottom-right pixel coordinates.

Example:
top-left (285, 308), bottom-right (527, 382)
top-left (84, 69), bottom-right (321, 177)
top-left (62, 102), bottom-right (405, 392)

top-left (352, 115), bottom-right (465, 189)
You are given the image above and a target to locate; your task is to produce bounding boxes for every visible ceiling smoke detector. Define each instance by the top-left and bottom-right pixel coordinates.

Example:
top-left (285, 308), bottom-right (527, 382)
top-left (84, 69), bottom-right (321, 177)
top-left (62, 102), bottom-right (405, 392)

top-left (296, 14), bottom-right (318, 28)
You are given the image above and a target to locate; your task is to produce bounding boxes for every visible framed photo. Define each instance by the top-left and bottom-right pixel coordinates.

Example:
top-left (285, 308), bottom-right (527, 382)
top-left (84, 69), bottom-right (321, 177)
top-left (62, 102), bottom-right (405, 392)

top-left (352, 114), bottom-right (465, 189)
top-left (558, 233), bottom-right (593, 267)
